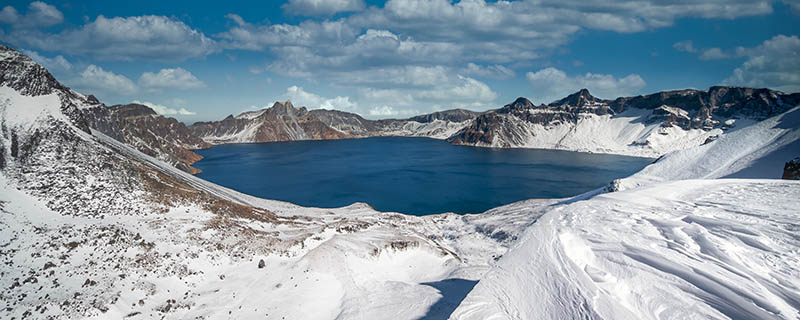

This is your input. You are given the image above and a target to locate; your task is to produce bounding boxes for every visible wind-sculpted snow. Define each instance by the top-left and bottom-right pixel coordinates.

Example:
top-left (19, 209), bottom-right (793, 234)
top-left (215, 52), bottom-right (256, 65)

top-left (453, 179), bottom-right (800, 319)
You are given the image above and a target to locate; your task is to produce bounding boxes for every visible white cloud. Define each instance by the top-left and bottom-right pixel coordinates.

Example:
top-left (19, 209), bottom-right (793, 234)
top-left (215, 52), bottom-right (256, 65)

top-left (699, 47), bottom-right (731, 60)
top-left (354, 71), bottom-right (498, 113)
top-left (21, 49), bottom-right (71, 73)
top-left (1, 15), bottom-right (218, 61)
top-left (784, 0), bottom-right (800, 14)
top-left (139, 68), bottom-right (206, 90)
top-left (526, 67), bottom-right (646, 103)
top-left (461, 63), bottom-right (515, 79)
top-left (219, 0), bottom-right (771, 87)
top-left (73, 65), bottom-right (138, 96)
top-left (0, 1), bottom-right (63, 29)
top-left (132, 100), bottom-right (196, 116)
top-left (368, 105), bottom-right (418, 117)
top-left (673, 40), bottom-right (697, 53)
top-left (282, 0), bottom-right (365, 16)
top-left (284, 85), bottom-right (359, 111)
top-left (723, 34), bottom-right (800, 92)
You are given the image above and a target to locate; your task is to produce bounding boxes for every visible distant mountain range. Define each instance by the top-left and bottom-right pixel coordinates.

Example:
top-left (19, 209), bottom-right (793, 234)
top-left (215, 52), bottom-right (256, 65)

top-left (4, 44), bottom-right (798, 176)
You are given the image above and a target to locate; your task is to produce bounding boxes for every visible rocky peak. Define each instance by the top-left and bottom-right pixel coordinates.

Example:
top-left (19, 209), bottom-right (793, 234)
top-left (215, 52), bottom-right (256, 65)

top-left (110, 104), bottom-right (158, 118)
top-left (407, 109), bottom-right (480, 123)
top-left (0, 45), bottom-right (65, 96)
top-left (499, 97), bottom-right (536, 113)
top-left (549, 88), bottom-right (602, 108)
top-left (266, 100), bottom-right (307, 117)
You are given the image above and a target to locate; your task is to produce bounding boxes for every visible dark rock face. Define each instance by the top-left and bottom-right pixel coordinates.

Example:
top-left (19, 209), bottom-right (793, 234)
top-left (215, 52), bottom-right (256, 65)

top-left (782, 158), bottom-right (800, 180)
top-left (189, 101), bottom-right (482, 144)
top-left (450, 87), bottom-right (800, 148)
top-left (189, 101), bottom-right (352, 143)
top-left (0, 45), bottom-right (66, 96)
top-left (610, 86), bottom-right (800, 128)
top-left (85, 104), bottom-right (211, 174)
top-left (406, 109), bottom-right (480, 123)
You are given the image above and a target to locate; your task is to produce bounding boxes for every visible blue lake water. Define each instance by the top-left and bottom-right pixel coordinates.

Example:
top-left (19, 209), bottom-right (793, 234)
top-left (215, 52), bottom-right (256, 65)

top-left (195, 137), bottom-right (653, 215)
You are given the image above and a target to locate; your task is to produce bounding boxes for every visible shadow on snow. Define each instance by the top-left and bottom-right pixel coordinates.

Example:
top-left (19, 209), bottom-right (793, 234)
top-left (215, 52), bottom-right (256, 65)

top-left (417, 278), bottom-right (479, 320)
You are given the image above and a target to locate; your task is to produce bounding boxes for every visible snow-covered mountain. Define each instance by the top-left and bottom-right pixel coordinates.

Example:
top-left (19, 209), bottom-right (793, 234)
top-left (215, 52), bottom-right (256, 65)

top-left (185, 85), bottom-right (798, 162)
top-left (449, 87), bottom-right (800, 157)
top-left (1, 45), bottom-right (799, 320)
top-left (188, 102), bottom-right (480, 144)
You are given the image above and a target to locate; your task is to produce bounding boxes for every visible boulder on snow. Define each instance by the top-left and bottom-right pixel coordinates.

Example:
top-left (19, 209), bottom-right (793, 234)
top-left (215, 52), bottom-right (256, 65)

top-left (258, 259), bottom-right (266, 269)
top-left (782, 157), bottom-right (800, 180)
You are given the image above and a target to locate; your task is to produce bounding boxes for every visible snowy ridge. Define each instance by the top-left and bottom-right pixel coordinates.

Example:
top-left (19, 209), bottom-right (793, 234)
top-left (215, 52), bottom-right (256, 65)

top-left (452, 179), bottom-right (800, 319)
top-left (454, 108), bottom-right (721, 157)
top-left (618, 106), bottom-right (800, 189)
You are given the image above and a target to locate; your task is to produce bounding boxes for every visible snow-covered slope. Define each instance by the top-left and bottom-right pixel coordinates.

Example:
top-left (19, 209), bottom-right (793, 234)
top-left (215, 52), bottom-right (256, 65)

top-left (449, 88), bottom-right (799, 157)
top-left (452, 179), bottom-right (800, 319)
top-left (615, 106), bottom-right (800, 190)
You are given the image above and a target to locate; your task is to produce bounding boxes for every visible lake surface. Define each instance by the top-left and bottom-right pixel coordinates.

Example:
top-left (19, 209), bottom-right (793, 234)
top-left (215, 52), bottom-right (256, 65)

top-left (195, 137), bottom-right (653, 215)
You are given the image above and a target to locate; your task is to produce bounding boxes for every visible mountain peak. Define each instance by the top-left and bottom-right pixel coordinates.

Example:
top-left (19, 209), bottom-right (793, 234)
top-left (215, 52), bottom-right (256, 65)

top-left (267, 99), bottom-right (306, 117)
top-left (0, 45), bottom-right (65, 96)
top-left (549, 88), bottom-right (600, 107)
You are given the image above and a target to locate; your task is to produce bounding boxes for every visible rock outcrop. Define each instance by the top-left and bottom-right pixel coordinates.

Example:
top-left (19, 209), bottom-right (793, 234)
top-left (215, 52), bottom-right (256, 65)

top-left (85, 103), bottom-right (211, 174)
top-left (449, 87), bottom-right (800, 157)
top-left (782, 157), bottom-right (800, 180)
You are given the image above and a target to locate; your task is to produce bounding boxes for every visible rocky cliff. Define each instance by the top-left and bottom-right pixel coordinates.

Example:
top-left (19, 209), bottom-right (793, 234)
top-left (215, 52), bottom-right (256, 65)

top-left (188, 100), bottom-right (351, 144)
top-left (188, 102), bottom-right (482, 144)
top-left (85, 103), bottom-right (211, 174)
top-left (449, 87), bottom-right (800, 157)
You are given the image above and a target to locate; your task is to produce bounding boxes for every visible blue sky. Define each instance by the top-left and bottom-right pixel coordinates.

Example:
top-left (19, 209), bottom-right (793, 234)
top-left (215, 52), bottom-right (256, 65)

top-left (1, 0), bottom-right (798, 123)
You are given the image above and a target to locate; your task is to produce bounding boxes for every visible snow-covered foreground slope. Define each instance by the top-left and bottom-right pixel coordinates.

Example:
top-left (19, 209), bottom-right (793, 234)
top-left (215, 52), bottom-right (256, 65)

top-left (453, 179), bottom-right (800, 319)
top-left (0, 169), bottom-right (551, 319)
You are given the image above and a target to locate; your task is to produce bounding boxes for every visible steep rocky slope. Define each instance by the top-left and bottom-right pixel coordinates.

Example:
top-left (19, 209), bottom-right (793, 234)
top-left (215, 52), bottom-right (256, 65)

top-left (188, 102), bottom-right (482, 144)
top-left (187, 100), bottom-right (352, 144)
top-left (449, 87), bottom-right (800, 157)
top-left (85, 103), bottom-right (211, 174)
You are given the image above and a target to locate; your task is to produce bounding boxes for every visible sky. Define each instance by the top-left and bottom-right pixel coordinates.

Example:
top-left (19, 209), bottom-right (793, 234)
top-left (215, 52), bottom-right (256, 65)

top-left (1, 0), bottom-right (798, 123)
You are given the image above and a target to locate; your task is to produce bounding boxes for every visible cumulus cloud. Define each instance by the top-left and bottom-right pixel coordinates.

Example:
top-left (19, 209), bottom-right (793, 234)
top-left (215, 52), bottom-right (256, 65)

top-left (21, 49), bottom-right (71, 73)
top-left (1, 15), bottom-right (218, 61)
top-left (132, 100), bottom-right (196, 116)
top-left (72, 65), bottom-right (138, 96)
top-left (220, 0), bottom-right (772, 86)
top-left (461, 63), bottom-right (515, 79)
top-left (283, 86), bottom-right (358, 111)
top-left (282, 0), bottom-right (365, 16)
top-left (526, 67), bottom-right (646, 103)
top-left (354, 70), bottom-right (498, 113)
top-left (139, 68), bottom-right (206, 90)
top-left (0, 1), bottom-right (63, 29)
top-left (673, 40), bottom-right (697, 53)
top-left (784, 0), bottom-right (800, 14)
top-left (723, 34), bottom-right (800, 92)
top-left (699, 47), bottom-right (731, 60)
top-left (368, 105), bottom-right (418, 117)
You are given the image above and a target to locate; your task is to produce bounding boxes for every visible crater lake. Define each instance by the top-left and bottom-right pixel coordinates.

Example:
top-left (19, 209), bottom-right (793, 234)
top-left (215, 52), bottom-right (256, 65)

top-left (194, 137), bottom-right (653, 215)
